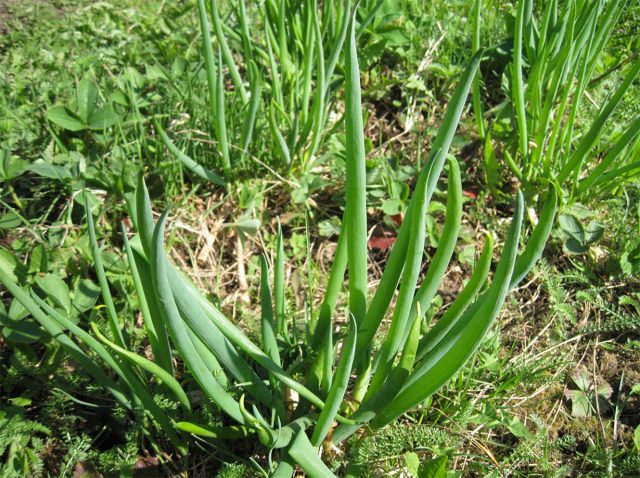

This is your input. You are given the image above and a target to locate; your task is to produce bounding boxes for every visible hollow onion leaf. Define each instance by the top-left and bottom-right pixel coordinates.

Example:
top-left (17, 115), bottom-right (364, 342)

top-left (344, 8), bottom-right (368, 328)
top-left (371, 192), bottom-right (525, 428)
top-left (154, 120), bottom-right (226, 186)
top-left (311, 316), bottom-right (356, 447)
top-left (356, 52), bottom-right (481, 364)
top-left (151, 210), bottom-right (245, 424)
top-left (91, 323), bottom-right (191, 412)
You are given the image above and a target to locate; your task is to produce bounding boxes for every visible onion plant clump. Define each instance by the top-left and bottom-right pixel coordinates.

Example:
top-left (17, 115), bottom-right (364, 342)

top-left (0, 15), bottom-right (557, 477)
top-left (156, 0), bottom-right (367, 185)
top-left (477, 0), bottom-right (640, 204)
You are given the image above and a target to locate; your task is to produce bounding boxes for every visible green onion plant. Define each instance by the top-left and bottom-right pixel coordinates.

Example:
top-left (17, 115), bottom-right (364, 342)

top-left (156, 0), bottom-right (359, 185)
top-left (479, 0), bottom-right (640, 204)
top-left (0, 11), bottom-right (557, 476)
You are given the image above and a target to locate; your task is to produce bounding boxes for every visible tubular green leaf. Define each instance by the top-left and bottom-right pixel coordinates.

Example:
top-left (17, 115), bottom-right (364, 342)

top-left (509, 184), bottom-right (558, 288)
top-left (28, 294), bottom-right (186, 453)
top-left (85, 198), bottom-right (125, 348)
top-left (151, 210), bottom-right (244, 423)
top-left (372, 192), bottom-right (525, 428)
top-left (0, 272), bottom-right (128, 408)
top-left (344, 7), bottom-right (368, 327)
top-left (415, 234), bottom-right (493, 362)
top-left (289, 431), bottom-right (338, 478)
top-left (154, 120), bottom-right (226, 186)
top-left (91, 323), bottom-right (191, 412)
top-left (402, 156), bottom-right (463, 346)
top-left (122, 226), bottom-right (173, 373)
top-left (356, 52), bottom-right (481, 364)
top-left (311, 316), bottom-right (357, 447)
top-left (209, 0), bottom-right (248, 103)
top-left (513, 0), bottom-right (529, 160)
top-left (274, 222), bottom-right (288, 337)
top-left (559, 57), bottom-right (640, 182)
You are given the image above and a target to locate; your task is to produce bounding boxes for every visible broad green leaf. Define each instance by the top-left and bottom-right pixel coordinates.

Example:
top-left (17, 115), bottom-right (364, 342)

top-left (9, 297), bottom-right (29, 320)
top-left (28, 161), bottom-right (73, 180)
top-left (1, 318), bottom-right (41, 344)
top-left (564, 238), bottom-right (588, 255)
top-left (585, 220), bottom-right (605, 244)
top-left (77, 79), bottom-right (99, 123)
top-left (35, 273), bottom-right (71, 314)
top-left (419, 455), bottom-right (448, 478)
top-left (231, 218), bottom-right (261, 236)
top-left (0, 151), bottom-right (28, 180)
top-left (28, 244), bottom-right (48, 274)
top-left (0, 249), bottom-right (19, 281)
top-left (0, 212), bottom-right (21, 229)
top-left (46, 105), bottom-right (86, 131)
top-left (405, 451), bottom-right (420, 477)
top-left (558, 214), bottom-right (584, 244)
top-left (88, 104), bottom-right (118, 130)
top-left (381, 198), bottom-right (404, 216)
top-left (566, 389), bottom-right (591, 417)
top-left (71, 279), bottom-right (100, 314)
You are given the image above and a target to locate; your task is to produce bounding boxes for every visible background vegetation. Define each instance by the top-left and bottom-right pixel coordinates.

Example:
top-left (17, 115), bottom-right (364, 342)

top-left (0, 0), bottom-right (639, 476)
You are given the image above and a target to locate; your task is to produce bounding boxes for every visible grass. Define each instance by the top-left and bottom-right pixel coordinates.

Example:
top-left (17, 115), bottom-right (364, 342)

top-left (1, 0), bottom-right (639, 476)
